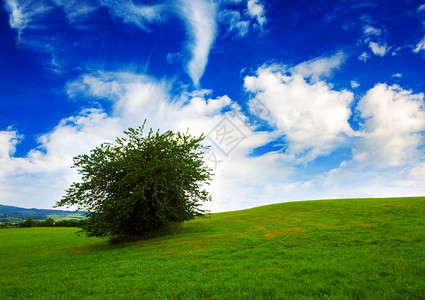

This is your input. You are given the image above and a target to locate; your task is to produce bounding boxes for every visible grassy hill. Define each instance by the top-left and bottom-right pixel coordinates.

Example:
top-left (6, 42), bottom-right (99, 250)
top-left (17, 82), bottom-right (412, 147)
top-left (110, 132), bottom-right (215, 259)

top-left (0, 204), bottom-right (85, 223)
top-left (0, 197), bottom-right (424, 299)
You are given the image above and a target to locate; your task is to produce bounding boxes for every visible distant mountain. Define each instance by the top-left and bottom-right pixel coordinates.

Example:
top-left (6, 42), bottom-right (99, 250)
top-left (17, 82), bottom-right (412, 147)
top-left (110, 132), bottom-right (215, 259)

top-left (0, 204), bottom-right (85, 223)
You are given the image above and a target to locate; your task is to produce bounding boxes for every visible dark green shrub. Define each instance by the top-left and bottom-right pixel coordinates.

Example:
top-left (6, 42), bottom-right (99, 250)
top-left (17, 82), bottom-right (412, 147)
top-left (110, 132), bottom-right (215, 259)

top-left (20, 218), bottom-right (40, 227)
top-left (54, 219), bottom-right (80, 227)
top-left (40, 218), bottom-right (55, 227)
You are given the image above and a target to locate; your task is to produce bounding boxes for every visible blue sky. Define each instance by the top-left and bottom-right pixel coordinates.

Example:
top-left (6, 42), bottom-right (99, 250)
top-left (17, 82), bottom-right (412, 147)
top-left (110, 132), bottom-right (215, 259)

top-left (1, 0), bottom-right (425, 211)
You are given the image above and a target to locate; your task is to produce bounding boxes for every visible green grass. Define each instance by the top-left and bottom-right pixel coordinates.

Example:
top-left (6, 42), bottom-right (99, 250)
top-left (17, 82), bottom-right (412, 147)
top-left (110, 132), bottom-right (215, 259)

top-left (46, 212), bottom-right (85, 221)
top-left (1, 197), bottom-right (424, 299)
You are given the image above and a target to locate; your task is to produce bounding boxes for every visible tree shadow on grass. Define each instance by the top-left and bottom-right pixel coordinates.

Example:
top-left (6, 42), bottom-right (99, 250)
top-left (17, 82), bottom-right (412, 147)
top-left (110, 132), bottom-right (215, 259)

top-left (69, 220), bottom-right (212, 253)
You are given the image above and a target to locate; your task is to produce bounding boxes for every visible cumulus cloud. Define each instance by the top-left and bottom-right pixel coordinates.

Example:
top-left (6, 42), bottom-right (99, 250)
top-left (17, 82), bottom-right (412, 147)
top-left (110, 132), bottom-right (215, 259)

top-left (218, 9), bottom-right (250, 37)
top-left (244, 62), bottom-right (354, 162)
top-left (369, 41), bottom-right (388, 56)
top-left (358, 51), bottom-right (370, 62)
top-left (351, 80), bottom-right (360, 88)
top-left (177, 0), bottom-right (217, 86)
top-left (247, 0), bottom-right (267, 28)
top-left (218, 0), bottom-right (269, 38)
top-left (360, 21), bottom-right (390, 58)
top-left (417, 4), bottom-right (425, 12)
top-left (354, 84), bottom-right (425, 168)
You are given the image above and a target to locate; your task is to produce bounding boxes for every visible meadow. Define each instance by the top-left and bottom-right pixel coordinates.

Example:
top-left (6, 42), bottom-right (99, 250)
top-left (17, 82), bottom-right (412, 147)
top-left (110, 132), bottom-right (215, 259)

top-left (1, 197), bottom-right (424, 299)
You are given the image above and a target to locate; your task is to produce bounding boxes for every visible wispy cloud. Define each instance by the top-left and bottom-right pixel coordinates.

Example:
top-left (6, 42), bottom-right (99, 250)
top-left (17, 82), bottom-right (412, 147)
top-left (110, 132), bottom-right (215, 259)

top-left (51, 0), bottom-right (97, 22)
top-left (4, 0), bottom-right (27, 36)
top-left (363, 25), bottom-right (382, 36)
top-left (413, 36), bottom-right (425, 53)
top-left (98, 0), bottom-right (166, 31)
top-left (3, 0), bottom-right (52, 37)
top-left (177, 0), bottom-right (218, 86)
top-left (291, 51), bottom-right (346, 82)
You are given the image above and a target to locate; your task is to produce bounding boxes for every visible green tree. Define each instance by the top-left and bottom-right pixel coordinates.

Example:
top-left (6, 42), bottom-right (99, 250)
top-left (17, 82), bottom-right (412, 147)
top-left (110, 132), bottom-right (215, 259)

top-left (20, 218), bottom-right (38, 227)
top-left (42, 218), bottom-right (55, 227)
top-left (56, 123), bottom-right (212, 238)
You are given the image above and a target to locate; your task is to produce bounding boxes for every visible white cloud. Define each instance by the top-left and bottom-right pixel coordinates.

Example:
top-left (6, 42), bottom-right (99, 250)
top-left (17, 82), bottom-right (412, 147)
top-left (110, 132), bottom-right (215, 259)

top-left (413, 36), bottom-right (425, 53)
top-left (244, 62), bottom-right (354, 162)
top-left (0, 129), bottom-right (21, 159)
top-left (166, 52), bottom-right (182, 64)
top-left (417, 4), bottom-right (425, 12)
top-left (358, 51), bottom-right (370, 62)
top-left (369, 41), bottom-right (388, 56)
top-left (217, 0), bottom-right (269, 38)
top-left (291, 51), bottom-right (346, 82)
top-left (4, 0), bottom-right (165, 34)
top-left (98, 0), bottom-right (165, 31)
top-left (177, 0), bottom-right (218, 86)
top-left (66, 71), bottom-right (149, 100)
top-left (363, 25), bottom-right (382, 36)
top-left (4, 0), bottom-right (27, 35)
top-left (4, 1), bottom-right (218, 87)
top-left (51, 0), bottom-right (97, 22)
top-left (3, 0), bottom-right (52, 37)
top-left (0, 108), bottom-right (123, 208)
top-left (391, 46), bottom-right (401, 56)
top-left (247, 0), bottom-right (267, 28)
top-left (360, 21), bottom-right (390, 58)
top-left (219, 9), bottom-right (250, 37)
top-left (351, 80), bottom-right (360, 88)
top-left (354, 84), bottom-right (425, 168)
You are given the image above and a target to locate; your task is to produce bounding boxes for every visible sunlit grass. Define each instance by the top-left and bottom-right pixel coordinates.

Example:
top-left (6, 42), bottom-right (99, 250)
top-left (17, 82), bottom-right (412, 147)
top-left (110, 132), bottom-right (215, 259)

top-left (1, 197), bottom-right (424, 299)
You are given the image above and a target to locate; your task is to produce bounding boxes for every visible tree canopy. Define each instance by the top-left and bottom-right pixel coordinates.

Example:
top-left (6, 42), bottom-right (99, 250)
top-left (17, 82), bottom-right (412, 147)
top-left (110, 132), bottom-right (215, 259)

top-left (56, 123), bottom-right (212, 238)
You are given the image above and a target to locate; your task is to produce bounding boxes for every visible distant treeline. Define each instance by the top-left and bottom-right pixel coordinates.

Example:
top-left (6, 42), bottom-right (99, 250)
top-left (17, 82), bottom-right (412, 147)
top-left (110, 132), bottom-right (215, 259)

top-left (0, 218), bottom-right (83, 228)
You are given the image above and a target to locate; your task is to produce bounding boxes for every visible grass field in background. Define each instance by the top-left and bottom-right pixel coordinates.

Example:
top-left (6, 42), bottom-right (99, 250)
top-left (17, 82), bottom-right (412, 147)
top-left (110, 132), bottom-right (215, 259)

top-left (1, 197), bottom-right (424, 299)
top-left (45, 213), bottom-right (85, 221)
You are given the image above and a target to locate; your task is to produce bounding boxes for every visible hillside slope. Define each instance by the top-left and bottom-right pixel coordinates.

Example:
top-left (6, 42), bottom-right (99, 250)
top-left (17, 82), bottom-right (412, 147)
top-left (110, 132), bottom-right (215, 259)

top-left (0, 204), bottom-right (85, 222)
top-left (0, 197), bottom-right (424, 299)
